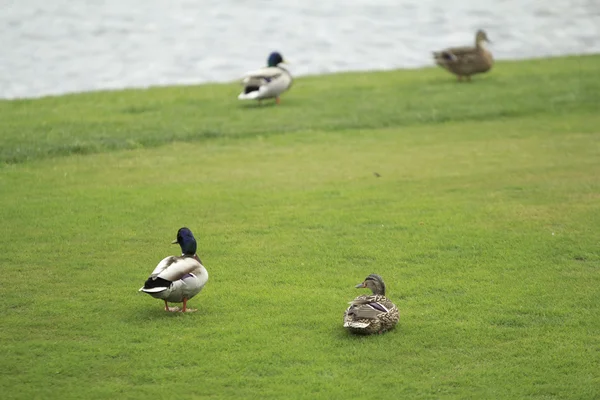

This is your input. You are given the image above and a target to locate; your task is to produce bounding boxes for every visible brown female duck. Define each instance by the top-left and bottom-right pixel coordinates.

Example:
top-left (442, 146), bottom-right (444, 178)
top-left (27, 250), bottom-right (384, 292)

top-left (433, 30), bottom-right (493, 82)
top-left (343, 274), bottom-right (399, 335)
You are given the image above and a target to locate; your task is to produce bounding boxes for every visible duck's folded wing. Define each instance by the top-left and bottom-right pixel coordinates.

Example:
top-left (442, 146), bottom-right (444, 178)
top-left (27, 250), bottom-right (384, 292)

top-left (435, 46), bottom-right (477, 61)
top-left (155, 257), bottom-right (202, 282)
top-left (140, 256), bottom-right (178, 292)
top-left (347, 294), bottom-right (395, 318)
top-left (147, 256), bottom-right (177, 277)
top-left (447, 46), bottom-right (477, 56)
top-left (242, 67), bottom-right (284, 84)
top-left (347, 302), bottom-right (390, 319)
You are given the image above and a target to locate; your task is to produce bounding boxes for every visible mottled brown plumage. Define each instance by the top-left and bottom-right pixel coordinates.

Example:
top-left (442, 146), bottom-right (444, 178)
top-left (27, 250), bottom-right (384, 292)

top-left (433, 30), bottom-right (494, 82)
top-left (343, 274), bottom-right (399, 335)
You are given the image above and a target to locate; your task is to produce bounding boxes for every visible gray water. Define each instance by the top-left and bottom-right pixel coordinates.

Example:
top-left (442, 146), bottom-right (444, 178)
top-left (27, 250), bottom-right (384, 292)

top-left (1, 0), bottom-right (599, 99)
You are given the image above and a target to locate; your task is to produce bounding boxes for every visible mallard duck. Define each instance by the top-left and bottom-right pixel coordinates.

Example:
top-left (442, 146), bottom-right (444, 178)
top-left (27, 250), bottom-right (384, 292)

top-left (343, 274), bottom-right (399, 335)
top-left (433, 30), bottom-right (493, 81)
top-left (237, 51), bottom-right (292, 104)
top-left (139, 227), bottom-right (208, 312)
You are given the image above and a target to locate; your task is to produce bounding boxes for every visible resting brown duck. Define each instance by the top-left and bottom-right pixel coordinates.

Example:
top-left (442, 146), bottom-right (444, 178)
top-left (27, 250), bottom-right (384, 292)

top-left (343, 274), bottom-right (399, 335)
top-left (433, 30), bottom-right (493, 82)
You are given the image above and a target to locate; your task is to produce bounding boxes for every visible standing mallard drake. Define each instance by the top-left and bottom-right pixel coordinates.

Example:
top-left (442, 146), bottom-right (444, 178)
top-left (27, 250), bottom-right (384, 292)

top-left (343, 274), bottom-right (399, 335)
top-left (237, 51), bottom-right (292, 104)
top-left (433, 30), bottom-right (493, 82)
top-left (139, 227), bottom-right (208, 312)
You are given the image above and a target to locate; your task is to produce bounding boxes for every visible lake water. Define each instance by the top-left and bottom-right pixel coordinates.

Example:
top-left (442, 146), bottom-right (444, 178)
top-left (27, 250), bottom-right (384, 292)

top-left (1, 0), bottom-right (599, 99)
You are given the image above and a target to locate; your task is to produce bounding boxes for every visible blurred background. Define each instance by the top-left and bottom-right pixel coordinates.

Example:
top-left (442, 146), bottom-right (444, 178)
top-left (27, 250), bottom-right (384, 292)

top-left (1, 0), bottom-right (599, 99)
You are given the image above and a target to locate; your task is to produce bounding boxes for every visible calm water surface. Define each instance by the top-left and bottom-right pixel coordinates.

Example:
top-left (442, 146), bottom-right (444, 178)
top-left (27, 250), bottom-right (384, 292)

top-left (1, 0), bottom-right (599, 99)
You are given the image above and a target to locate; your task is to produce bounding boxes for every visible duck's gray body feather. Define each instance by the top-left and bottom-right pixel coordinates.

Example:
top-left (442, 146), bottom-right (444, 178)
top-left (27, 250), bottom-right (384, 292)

top-left (238, 66), bottom-right (292, 100)
top-left (140, 255), bottom-right (208, 303)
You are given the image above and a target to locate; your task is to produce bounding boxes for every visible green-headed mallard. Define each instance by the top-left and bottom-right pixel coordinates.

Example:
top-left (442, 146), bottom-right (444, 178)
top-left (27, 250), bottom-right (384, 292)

top-left (139, 227), bottom-right (208, 312)
top-left (237, 51), bottom-right (292, 104)
top-left (343, 274), bottom-right (399, 335)
top-left (433, 30), bottom-right (493, 82)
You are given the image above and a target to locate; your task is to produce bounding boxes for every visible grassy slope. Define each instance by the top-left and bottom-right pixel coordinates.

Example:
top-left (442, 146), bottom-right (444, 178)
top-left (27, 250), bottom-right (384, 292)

top-left (1, 55), bottom-right (599, 399)
top-left (1, 55), bottom-right (598, 164)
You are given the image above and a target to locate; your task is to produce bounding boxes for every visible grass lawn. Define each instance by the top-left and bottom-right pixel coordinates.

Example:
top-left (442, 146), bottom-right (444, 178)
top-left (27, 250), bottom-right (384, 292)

top-left (1, 55), bottom-right (599, 399)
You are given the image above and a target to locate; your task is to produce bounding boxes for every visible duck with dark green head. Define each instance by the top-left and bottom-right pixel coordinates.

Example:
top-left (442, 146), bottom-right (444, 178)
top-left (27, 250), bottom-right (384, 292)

top-left (139, 227), bottom-right (209, 312)
top-left (343, 274), bottom-right (399, 334)
top-left (238, 51), bottom-right (292, 104)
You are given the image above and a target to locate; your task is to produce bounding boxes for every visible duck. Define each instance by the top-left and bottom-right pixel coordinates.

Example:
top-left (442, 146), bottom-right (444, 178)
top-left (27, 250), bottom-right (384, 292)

top-left (139, 227), bottom-right (208, 312)
top-left (343, 274), bottom-right (399, 335)
top-left (237, 51), bottom-right (292, 104)
top-left (433, 30), bottom-right (494, 82)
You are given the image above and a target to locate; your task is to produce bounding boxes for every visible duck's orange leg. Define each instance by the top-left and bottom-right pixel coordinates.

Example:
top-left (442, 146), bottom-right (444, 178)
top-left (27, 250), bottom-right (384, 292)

top-left (276, 96), bottom-right (281, 105)
top-left (164, 300), bottom-right (180, 312)
top-left (181, 298), bottom-right (197, 313)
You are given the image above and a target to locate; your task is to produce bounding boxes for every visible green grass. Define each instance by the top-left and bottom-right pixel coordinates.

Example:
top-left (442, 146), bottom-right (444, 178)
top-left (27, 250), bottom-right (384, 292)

top-left (1, 54), bottom-right (598, 164)
top-left (1, 55), bottom-right (599, 399)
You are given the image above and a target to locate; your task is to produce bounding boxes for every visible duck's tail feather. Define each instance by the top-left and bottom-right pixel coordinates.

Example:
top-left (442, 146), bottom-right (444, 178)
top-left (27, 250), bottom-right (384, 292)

top-left (139, 276), bottom-right (172, 293)
top-left (238, 90), bottom-right (262, 100)
top-left (139, 286), bottom-right (168, 293)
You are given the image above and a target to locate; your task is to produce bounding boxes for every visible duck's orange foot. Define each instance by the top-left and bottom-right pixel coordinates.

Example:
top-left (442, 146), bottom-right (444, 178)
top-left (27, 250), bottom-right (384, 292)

top-left (180, 298), bottom-right (197, 313)
top-left (164, 300), bottom-right (180, 312)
